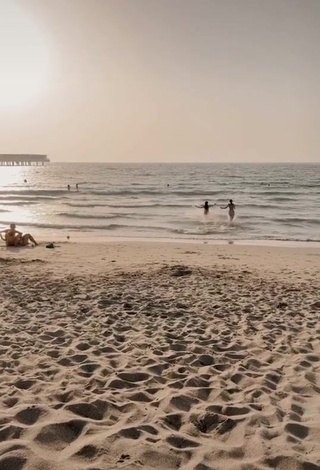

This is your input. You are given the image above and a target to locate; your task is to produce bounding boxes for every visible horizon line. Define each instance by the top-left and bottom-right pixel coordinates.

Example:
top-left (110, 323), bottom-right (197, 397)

top-left (48, 161), bottom-right (320, 165)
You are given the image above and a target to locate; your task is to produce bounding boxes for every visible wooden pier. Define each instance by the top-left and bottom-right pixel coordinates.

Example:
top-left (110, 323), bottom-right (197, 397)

top-left (0, 154), bottom-right (50, 166)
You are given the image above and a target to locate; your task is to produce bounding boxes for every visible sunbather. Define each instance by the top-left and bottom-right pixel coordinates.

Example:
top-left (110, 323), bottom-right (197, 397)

top-left (1, 224), bottom-right (38, 247)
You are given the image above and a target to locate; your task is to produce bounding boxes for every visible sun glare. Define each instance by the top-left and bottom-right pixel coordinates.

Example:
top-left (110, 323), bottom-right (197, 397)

top-left (0, 0), bottom-right (49, 109)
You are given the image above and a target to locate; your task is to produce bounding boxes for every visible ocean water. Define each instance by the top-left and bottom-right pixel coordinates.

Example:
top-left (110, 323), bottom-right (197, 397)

top-left (0, 163), bottom-right (319, 243)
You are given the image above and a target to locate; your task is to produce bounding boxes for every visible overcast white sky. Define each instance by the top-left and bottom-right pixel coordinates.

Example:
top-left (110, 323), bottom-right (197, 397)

top-left (0, 0), bottom-right (319, 163)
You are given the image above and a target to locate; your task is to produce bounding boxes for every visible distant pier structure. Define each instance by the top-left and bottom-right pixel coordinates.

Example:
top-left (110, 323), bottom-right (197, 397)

top-left (0, 154), bottom-right (50, 166)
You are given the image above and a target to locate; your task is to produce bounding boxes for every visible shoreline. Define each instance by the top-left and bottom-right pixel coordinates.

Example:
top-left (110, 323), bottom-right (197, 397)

top-left (2, 239), bottom-right (319, 281)
top-left (18, 233), bottom-right (320, 249)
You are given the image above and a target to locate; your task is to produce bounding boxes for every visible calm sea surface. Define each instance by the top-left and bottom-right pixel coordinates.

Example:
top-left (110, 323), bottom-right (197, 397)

top-left (0, 163), bottom-right (319, 243)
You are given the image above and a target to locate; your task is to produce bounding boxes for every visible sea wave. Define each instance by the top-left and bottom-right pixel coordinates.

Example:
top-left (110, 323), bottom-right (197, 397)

top-left (87, 189), bottom-right (226, 197)
top-left (256, 236), bottom-right (320, 243)
top-left (58, 212), bottom-right (119, 220)
top-left (0, 188), bottom-right (315, 200)
top-left (266, 197), bottom-right (295, 202)
top-left (64, 202), bottom-right (190, 209)
top-left (271, 217), bottom-right (320, 226)
top-left (0, 201), bottom-right (39, 206)
top-left (64, 203), bottom-right (108, 208)
top-left (0, 190), bottom-right (67, 196)
top-left (86, 189), bottom-right (311, 197)
top-left (240, 203), bottom-right (283, 210)
top-left (0, 195), bottom-right (59, 201)
top-left (250, 191), bottom-right (306, 196)
top-left (0, 219), bottom-right (170, 232)
top-left (57, 212), bottom-right (135, 220)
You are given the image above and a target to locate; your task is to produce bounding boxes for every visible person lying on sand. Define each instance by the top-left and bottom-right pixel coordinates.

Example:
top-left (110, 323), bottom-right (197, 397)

top-left (195, 200), bottom-right (215, 215)
top-left (1, 224), bottom-right (38, 247)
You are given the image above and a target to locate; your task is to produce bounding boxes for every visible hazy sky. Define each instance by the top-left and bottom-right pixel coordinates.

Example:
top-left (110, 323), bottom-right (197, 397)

top-left (0, 0), bottom-right (319, 163)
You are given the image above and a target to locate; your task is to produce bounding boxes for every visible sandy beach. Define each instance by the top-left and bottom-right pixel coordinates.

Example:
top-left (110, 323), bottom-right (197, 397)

top-left (0, 240), bottom-right (319, 470)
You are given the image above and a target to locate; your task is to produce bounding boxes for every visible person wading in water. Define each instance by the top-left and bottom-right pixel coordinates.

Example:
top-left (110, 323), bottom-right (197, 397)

top-left (221, 199), bottom-right (235, 221)
top-left (195, 201), bottom-right (215, 215)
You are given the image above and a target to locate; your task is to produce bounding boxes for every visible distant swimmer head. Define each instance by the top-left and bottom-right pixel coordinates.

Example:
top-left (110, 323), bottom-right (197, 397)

top-left (229, 199), bottom-right (233, 203)
top-left (204, 200), bottom-right (209, 208)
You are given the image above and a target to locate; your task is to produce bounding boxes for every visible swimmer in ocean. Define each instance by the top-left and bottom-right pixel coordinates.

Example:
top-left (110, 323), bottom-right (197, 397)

top-left (220, 199), bottom-right (235, 221)
top-left (195, 201), bottom-right (215, 215)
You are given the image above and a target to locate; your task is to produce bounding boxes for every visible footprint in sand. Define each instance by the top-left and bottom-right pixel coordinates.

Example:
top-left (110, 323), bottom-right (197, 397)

top-left (66, 401), bottom-right (108, 421)
top-left (285, 422), bottom-right (309, 440)
top-left (166, 435), bottom-right (200, 449)
top-left (162, 413), bottom-right (183, 431)
top-left (0, 456), bottom-right (27, 470)
top-left (0, 425), bottom-right (23, 441)
top-left (74, 444), bottom-right (100, 459)
top-left (35, 420), bottom-right (86, 451)
top-left (15, 406), bottom-right (46, 425)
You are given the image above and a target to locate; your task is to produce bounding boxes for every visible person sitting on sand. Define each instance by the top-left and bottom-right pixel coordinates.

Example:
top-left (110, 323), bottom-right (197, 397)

top-left (195, 201), bottom-right (215, 215)
top-left (220, 199), bottom-right (235, 221)
top-left (1, 224), bottom-right (38, 247)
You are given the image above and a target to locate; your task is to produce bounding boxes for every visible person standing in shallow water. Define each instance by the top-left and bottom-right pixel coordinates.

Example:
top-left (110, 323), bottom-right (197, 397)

top-left (195, 201), bottom-right (215, 215)
top-left (221, 199), bottom-right (235, 221)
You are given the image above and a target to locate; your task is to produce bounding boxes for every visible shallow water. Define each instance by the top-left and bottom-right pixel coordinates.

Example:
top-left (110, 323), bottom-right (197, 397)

top-left (0, 163), bottom-right (319, 242)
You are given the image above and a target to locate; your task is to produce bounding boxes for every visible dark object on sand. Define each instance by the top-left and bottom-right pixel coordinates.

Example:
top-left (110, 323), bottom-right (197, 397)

top-left (170, 265), bottom-right (192, 277)
top-left (46, 243), bottom-right (54, 249)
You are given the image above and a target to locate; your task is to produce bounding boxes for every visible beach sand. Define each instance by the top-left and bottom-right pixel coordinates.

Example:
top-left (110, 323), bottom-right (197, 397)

top-left (0, 241), bottom-right (319, 470)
